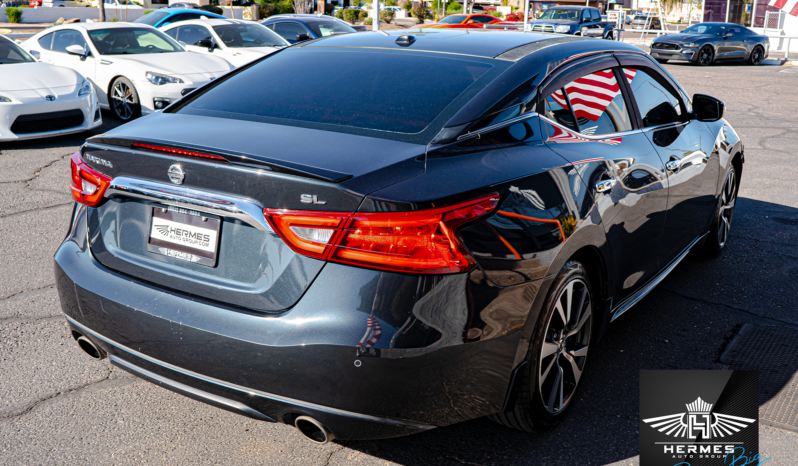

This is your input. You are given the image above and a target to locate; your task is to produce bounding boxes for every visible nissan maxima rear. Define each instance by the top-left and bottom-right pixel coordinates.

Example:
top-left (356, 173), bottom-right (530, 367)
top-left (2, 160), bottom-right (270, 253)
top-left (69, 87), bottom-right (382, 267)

top-left (56, 30), bottom-right (741, 442)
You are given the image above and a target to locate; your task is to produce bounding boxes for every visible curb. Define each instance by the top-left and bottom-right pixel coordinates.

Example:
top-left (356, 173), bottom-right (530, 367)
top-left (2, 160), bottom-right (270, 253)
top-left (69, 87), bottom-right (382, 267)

top-left (719, 323), bottom-right (753, 364)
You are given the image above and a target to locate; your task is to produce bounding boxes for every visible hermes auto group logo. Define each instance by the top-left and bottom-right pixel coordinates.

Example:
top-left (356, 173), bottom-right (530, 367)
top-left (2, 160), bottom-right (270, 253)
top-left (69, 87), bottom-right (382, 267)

top-left (643, 396), bottom-right (756, 439)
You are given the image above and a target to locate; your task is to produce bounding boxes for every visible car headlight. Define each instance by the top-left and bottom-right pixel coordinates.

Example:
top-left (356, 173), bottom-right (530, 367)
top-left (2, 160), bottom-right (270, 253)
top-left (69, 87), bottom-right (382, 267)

top-left (682, 43), bottom-right (698, 48)
top-left (146, 72), bottom-right (184, 86)
top-left (0, 95), bottom-right (11, 103)
top-left (78, 80), bottom-right (93, 96)
top-left (555, 25), bottom-right (570, 33)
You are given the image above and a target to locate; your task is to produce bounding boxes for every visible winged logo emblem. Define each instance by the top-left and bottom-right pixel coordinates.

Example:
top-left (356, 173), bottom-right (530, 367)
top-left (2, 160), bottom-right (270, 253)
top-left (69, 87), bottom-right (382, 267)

top-left (154, 225), bottom-right (171, 236)
top-left (643, 397), bottom-right (756, 439)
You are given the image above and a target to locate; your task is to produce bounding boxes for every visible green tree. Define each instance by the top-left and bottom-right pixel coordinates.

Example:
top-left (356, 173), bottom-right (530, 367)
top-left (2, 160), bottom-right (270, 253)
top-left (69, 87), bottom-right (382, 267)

top-left (446, 1), bottom-right (461, 13)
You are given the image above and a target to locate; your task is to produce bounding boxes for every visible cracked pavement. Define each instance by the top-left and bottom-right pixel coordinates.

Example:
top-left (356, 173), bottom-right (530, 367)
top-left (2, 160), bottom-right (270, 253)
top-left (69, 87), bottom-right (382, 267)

top-left (1, 63), bottom-right (797, 465)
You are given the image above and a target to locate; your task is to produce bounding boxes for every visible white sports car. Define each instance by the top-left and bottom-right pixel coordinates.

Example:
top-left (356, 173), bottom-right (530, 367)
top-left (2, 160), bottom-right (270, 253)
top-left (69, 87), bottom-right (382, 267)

top-left (161, 19), bottom-right (288, 68)
top-left (0, 36), bottom-right (102, 142)
top-left (22, 22), bottom-right (234, 121)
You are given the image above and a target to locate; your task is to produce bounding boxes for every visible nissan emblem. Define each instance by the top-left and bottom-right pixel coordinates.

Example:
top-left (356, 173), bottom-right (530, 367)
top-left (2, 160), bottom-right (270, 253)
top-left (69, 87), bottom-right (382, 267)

top-left (167, 164), bottom-right (185, 185)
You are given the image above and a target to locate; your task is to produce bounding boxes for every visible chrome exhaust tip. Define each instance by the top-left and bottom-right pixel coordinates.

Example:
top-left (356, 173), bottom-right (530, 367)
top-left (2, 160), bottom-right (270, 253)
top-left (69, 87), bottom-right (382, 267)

top-left (295, 416), bottom-right (334, 444)
top-left (75, 335), bottom-right (106, 360)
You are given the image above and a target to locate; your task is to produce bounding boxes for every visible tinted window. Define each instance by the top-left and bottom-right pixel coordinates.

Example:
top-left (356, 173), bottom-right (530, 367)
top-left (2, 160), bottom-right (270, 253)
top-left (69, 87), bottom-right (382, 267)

top-left (438, 15), bottom-right (468, 24)
top-left (164, 28), bottom-right (178, 40)
top-left (271, 22), bottom-right (309, 41)
top-left (0, 38), bottom-right (35, 64)
top-left (547, 68), bottom-right (632, 135)
top-left (625, 68), bottom-right (683, 127)
top-left (134, 10), bottom-right (169, 26)
top-left (38, 32), bottom-right (55, 50)
top-left (178, 48), bottom-right (498, 136)
top-left (471, 15), bottom-right (494, 23)
top-left (582, 10), bottom-right (591, 21)
top-left (177, 25), bottom-right (212, 45)
top-left (544, 89), bottom-right (578, 131)
top-left (89, 28), bottom-right (183, 55)
top-left (304, 20), bottom-right (354, 38)
top-left (726, 27), bottom-right (741, 36)
top-left (166, 13), bottom-right (202, 24)
top-left (591, 9), bottom-right (600, 21)
top-left (213, 24), bottom-right (286, 48)
top-left (538, 9), bottom-right (579, 20)
top-left (682, 23), bottom-right (725, 36)
top-left (51, 29), bottom-right (88, 54)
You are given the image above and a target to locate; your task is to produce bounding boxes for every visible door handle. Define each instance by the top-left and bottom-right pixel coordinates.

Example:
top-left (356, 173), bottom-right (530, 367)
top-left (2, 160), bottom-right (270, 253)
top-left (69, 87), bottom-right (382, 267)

top-left (665, 160), bottom-right (681, 172)
top-left (595, 178), bottom-right (616, 193)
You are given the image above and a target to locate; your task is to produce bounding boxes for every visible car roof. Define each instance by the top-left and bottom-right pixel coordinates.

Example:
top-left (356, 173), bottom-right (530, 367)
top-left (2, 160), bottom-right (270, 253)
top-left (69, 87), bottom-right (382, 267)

top-left (54, 21), bottom-right (155, 31)
top-left (302, 29), bottom-right (642, 61)
top-left (162, 18), bottom-right (248, 28)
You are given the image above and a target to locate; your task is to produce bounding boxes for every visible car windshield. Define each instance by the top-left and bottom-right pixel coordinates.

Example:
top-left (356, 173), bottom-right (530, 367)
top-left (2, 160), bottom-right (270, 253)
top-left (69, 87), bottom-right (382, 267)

top-left (537, 9), bottom-right (579, 20)
top-left (177, 48), bottom-right (505, 139)
top-left (89, 28), bottom-right (183, 55)
top-left (682, 24), bottom-right (727, 36)
top-left (0, 38), bottom-right (35, 64)
top-left (438, 15), bottom-right (467, 24)
top-left (134, 10), bottom-right (169, 26)
top-left (213, 24), bottom-right (287, 48)
top-left (305, 20), bottom-right (355, 37)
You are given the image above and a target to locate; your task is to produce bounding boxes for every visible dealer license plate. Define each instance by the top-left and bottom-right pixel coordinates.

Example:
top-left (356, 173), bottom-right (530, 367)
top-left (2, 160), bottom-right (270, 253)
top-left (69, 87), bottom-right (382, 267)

top-left (146, 205), bottom-right (221, 267)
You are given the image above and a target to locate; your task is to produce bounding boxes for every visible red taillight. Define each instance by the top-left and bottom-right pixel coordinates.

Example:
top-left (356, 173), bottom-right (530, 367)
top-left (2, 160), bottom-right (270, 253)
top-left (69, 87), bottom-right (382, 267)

top-left (70, 152), bottom-right (112, 207)
top-left (131, 143), bottom-right (227, 162)
top-left (264, 194), bottom-right (499, 274)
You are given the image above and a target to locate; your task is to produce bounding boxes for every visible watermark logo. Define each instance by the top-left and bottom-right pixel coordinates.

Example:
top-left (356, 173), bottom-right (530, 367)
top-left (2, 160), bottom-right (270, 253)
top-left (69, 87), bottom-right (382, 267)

top-left (643, 396), bottom-right (756, 439)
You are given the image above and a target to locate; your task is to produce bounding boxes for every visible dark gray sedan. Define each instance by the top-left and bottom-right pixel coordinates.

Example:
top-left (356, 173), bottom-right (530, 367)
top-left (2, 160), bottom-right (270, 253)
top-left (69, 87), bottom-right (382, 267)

top-left (650, 22), bottom-right (770, 66)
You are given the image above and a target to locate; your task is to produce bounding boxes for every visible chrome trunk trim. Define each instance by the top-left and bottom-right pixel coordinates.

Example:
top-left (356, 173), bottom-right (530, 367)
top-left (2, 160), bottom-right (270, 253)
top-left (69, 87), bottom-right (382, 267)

top-left (104, 176), bottom-right (274, 234)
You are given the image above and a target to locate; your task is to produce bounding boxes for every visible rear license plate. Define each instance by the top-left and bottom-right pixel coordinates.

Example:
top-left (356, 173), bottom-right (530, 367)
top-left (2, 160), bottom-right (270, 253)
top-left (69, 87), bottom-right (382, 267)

top-left (146, 206), bottom-right (221, 267)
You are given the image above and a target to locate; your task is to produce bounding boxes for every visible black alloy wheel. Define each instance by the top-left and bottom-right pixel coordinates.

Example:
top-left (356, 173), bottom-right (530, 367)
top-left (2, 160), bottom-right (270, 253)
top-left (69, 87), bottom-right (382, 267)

top-left (703, 166), bottom-right (738, 257)
top-left (490, 261), bottom-right (593, 432)
top-left (748, 46), bottom-right (764, 65)
top-left (111, 77), bottom-right (141, 122)
top-left (697, 45), bottom-right (714, 66)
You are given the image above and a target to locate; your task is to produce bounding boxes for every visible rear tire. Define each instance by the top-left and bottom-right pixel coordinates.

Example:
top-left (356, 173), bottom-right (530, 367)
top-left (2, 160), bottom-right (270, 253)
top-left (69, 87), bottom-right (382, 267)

top-left (747, 46), bottom-right (764, 65)
top-left (490, 261), bottom-right (593, 432)
top-left (702, 166), bottom-right (738, 258)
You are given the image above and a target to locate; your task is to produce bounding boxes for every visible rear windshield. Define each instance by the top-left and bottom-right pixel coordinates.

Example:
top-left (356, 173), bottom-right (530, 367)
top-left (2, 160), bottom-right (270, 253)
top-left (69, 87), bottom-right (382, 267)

top-left (176, 48), bottom-right (505, 142)
top-left (135, 10), bottom-right (169, 26)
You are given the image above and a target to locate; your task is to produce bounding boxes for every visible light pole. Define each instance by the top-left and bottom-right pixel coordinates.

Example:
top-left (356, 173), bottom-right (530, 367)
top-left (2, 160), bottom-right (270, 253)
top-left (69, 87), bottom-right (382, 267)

top-left (373, 0), bottom-right (379, 30)
top-left (523, 0), bottom-right (529, 29)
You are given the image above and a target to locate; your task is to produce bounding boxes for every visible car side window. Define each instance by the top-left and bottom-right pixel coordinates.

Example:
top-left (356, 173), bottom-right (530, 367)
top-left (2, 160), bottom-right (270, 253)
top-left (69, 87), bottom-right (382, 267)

top-left (51, 30), bottom-right (88, 54)
top-left (167, 13), bottom-right (199, 24)
top-left (178, 25), bottom-right (212, 46)
top-left (582, 10), bottom-right (591, 22)
top-left (624, 68), bottom-right (683, 127)
top-left (545, 68), bottom-right (633, 135)
top-left (544, 88), bottom-right (578, 132)
top-left (591, 9), bottom-right (600, 21)
top-left (472, 16), bottom-right (494, 23)
top-left (164, 28), bottom-right (178, 40)
top-left (272, 22), bottom-right (309, 41)
top-left (726, 27), bottom-right (740, 37)
top-left (38, 32), bottom-right (55, 50)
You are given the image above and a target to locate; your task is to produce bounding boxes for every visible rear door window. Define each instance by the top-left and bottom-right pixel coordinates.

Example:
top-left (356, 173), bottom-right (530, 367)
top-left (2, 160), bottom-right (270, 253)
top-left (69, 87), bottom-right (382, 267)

top-left (38, 32), bottom-right (55, 50)
top-left (624, 68), bottom-right (683, 127)
top-left (177, 25), bottom-right (212, 46)
top-left (545, 68), bottom-right (633, 135)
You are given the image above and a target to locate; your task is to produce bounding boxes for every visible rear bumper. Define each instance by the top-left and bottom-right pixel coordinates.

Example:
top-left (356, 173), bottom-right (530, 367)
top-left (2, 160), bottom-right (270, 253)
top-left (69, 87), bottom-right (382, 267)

top-left (55, 203), bottom-right (523, 440)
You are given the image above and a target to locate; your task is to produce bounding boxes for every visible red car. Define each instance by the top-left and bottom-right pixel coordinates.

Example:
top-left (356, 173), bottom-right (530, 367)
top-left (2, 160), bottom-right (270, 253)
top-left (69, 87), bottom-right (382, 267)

top-left (417, 13), bottom-right (503, 28)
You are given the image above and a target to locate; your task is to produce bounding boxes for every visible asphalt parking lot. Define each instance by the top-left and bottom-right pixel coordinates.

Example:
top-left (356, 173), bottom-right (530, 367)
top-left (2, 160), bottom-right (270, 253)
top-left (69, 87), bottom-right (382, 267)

top-left (1, 61), bottom-right (797, 465)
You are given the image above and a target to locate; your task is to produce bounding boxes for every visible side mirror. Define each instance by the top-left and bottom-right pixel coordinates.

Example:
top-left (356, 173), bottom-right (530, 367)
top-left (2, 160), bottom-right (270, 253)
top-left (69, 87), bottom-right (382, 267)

top-left (724, 32), bottom-right (733, 38)
top-left (296, 33), bottom-right (310, 41)
top-left (28, 49), bottom-right (41, 60)
top-left (466, 20), bottom-right (475, 24)
top-left (197, 37), bottom-right (215, 51)
top-left (65, 44), bottom-right (90, 58)
top-left (692, 94), bottom-right (725, 122)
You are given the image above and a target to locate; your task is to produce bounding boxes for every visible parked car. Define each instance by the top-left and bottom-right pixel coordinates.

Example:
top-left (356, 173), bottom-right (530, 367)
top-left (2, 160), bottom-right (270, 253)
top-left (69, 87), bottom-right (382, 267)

top-left (630, 14), bottom-right (662, 30)
top-left (162, 19), bottom-right (287, 68)
top-left (134, 7), bottom-right (225, 29)
top-left (261, 14), bottom-right (356, 44)
top-left (528, 6), bottom-right (609, 36)
top-left (168, 2), bottom-right (201, 8)
top-left (101, 0), bottom-right (143, 8)
top-left (0, 36), bottom-right (102, 141)
top-left (21, 23), bottom-right (233, 121)
top-left (416, 13), bottom-right (504, 28)
top-left (42, 0), bottom-right (91, 7)
top-left (650, 22), bottom-right (769, 66)
top-left (57, 29), bottom-right (740, 443)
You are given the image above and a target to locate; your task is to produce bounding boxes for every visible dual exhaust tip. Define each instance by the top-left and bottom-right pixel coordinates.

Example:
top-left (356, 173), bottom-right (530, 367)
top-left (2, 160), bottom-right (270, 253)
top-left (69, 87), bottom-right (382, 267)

top-left (72, 332), bottom-right (334, 444)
